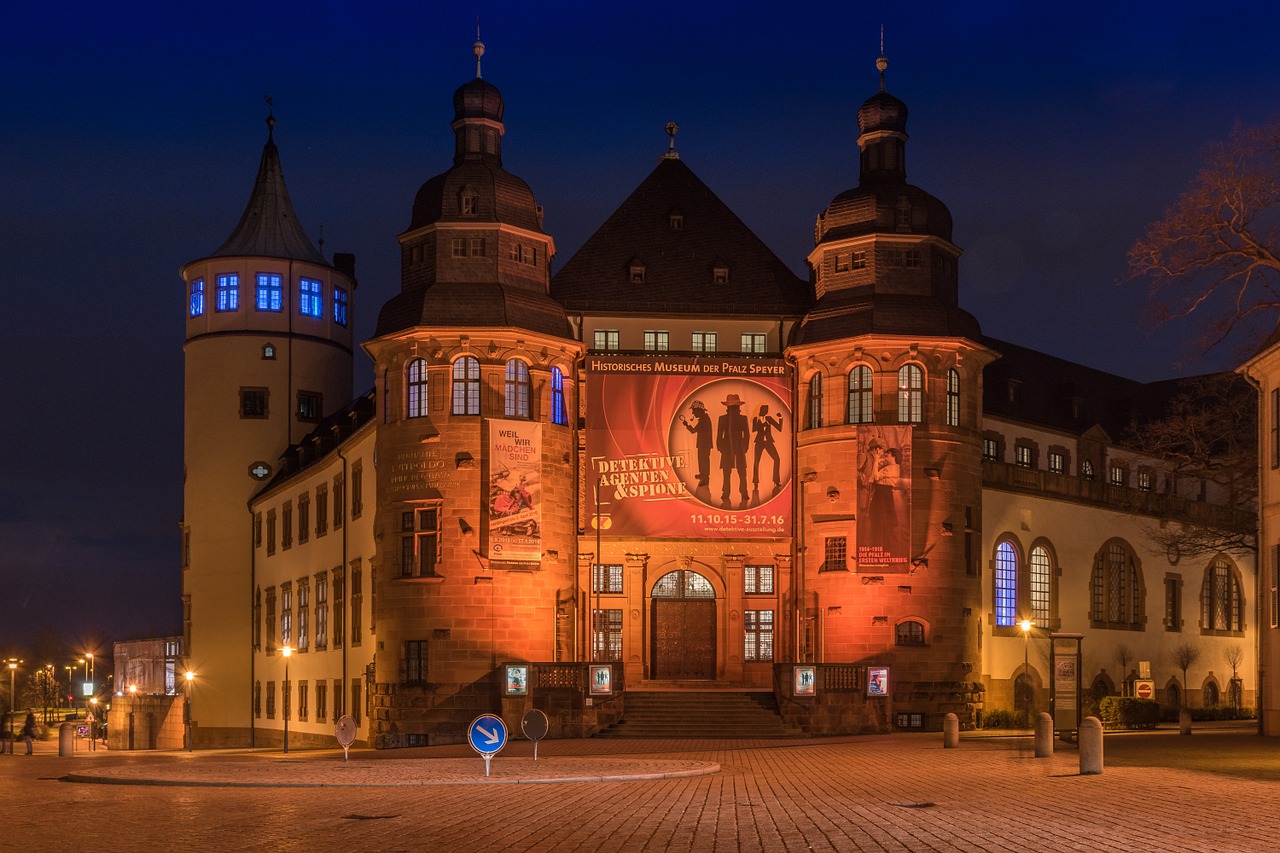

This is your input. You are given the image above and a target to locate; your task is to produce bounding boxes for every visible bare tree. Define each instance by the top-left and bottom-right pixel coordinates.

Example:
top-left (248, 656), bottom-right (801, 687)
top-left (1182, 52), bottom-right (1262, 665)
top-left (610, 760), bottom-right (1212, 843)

top-left (1171, 641), bottom-right (1202, 709)
top-left (1121, 373), bottom-right (1257, 560)
top-left (1113, 643), bottom-right (1135, 695)
top-left (1130, 120), bottom-right (1280, 352)
top-left (1224, 644), bottom-right (1245, 710)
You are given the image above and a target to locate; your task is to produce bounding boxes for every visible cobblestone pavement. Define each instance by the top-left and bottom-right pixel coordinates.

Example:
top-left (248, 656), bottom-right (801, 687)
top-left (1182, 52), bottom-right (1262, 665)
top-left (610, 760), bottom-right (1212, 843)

top-left (3, 725), bottom-right (1280, 852)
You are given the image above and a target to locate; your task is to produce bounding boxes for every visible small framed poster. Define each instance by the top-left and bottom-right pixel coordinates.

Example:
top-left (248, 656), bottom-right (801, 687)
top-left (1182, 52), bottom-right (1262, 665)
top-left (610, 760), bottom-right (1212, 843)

top-left (794, 665), bottom-right (816, 696)
top-left (504, 664), bottom-right (529, 696)
top-left (867, 666), bottom-right (889, 697)
top-left (589, 664), bottom-right (613, 696)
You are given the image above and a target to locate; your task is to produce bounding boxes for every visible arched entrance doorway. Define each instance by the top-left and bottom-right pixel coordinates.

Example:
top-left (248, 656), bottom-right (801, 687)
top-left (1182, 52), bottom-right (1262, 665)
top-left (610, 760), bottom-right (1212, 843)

top-left (650, 569), bottom-right (716, 680)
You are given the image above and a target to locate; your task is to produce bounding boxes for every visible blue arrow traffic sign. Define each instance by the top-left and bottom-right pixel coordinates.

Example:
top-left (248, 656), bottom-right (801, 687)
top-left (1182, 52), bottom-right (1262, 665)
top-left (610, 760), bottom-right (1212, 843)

top-left (468, 714), bottom-right (508, 756)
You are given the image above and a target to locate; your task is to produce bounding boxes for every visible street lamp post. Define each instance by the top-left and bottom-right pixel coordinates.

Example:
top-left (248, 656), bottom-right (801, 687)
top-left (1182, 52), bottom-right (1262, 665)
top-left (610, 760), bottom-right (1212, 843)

top-left (1019, 619), bottom-right (1034, 722)
top-left (281, 646), bottom-right (292, 754)
top-left (85, 653), bottom-right (94, 698)
top-left (7, 660), bottom-right (20, 753)
top-left (184, 671), bottom-right (195, 752)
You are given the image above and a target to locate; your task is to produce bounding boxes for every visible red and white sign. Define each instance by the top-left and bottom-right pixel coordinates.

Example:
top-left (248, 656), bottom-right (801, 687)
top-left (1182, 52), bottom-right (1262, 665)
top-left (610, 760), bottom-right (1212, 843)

top-left (1134, 679), bottom-right (1156, 699)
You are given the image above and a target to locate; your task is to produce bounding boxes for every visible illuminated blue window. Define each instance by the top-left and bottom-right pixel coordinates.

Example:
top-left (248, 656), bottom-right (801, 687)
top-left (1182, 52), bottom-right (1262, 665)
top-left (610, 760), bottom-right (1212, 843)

top-left (333, 287), bottom-right (349, 326)
top-left (256, 274), bottom-right (283, 312)
top-left (216, 274), bottom-right (239, 312)
top-left (551, 367), bottom-right (567, 425)
top-left (995, 541), bottom-right (1018, 627)
top-left (189, 278), bottom-right (205, 317)
top-left (299, 278), bottom-right (323, 317)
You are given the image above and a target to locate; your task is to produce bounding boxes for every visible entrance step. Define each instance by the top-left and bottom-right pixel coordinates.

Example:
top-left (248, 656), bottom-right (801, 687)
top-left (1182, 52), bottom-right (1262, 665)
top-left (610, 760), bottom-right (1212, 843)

top-left (596, 691), bottom-right (802, 738)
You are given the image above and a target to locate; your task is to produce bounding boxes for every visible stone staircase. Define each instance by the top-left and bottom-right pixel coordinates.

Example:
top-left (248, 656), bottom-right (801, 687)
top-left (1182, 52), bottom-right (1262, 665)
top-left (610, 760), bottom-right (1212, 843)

top-left (596, 691), bottom-right (801, 738)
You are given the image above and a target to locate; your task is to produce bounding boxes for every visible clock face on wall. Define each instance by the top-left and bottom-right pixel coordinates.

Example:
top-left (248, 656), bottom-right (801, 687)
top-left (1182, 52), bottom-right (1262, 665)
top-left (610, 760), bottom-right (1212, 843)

top-left (248, 461), bottom-right (273, 481)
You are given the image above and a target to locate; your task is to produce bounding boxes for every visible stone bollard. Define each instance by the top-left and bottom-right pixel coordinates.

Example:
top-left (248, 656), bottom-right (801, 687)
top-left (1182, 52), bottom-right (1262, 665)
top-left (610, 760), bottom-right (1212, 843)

top-left (1034, 712), bottom-right (1054, 758)
top-left (58, 722), bottom-right (75, 757)
top-left (943, 712), bottom-right (959, 748)
top-left (1179, 708), bottom-right (1192, 736)
top-left (1079, 716), bottom-right (1103, 775)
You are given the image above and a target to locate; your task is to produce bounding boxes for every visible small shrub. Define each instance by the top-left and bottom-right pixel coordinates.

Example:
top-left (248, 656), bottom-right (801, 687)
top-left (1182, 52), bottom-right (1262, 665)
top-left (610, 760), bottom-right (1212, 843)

top-left (980, 708), bottom-right (1029, 729)
top-left (1098, 696), bottom-right (1160, 729)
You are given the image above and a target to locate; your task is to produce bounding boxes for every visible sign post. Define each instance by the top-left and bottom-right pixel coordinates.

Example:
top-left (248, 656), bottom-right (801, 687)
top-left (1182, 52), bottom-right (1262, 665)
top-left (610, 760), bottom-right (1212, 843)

top-left (468, 713), bottom-right (508, 777)
top-left (521, 709), bottom-right (549, 761)
top-left (1049, 632), bottom-right (1083, 740)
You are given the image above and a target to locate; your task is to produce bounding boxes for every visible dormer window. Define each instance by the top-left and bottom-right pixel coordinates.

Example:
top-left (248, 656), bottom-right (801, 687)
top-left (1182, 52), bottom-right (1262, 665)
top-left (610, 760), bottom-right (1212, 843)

top-left (629, 261), bottom-right (646, 283)
top-left (713, 265), bottom-right (729, 284)
top-left (834, 255), bottom-right (850, 272)
top-left (262, 343), bottom-right (276, 360)
top-left (669, 214), bottom-right (684, 230)
top-left (851, 251), bottom-right (867, 269)
top-left (895, 203), bottom-right (912, 230)
top-left (459, 186), bottom-right (478, 216)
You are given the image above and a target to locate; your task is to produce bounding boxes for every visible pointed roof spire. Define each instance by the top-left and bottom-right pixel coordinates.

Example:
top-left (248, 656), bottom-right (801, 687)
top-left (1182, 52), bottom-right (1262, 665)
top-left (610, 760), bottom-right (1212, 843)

top-left (210, 109), bottom-right (327, 264)
top-left (876, 26), bottom-right (888, 91)
top-left (474, 19), bottom-right (485, 79)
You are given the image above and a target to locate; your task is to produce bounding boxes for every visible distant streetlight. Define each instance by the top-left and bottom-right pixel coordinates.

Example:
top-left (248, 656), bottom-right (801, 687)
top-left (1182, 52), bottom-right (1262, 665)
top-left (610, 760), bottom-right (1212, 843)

top-left (281, 646), bottom-right (292, 754)
top-left (7, 659), bottom-right (19, 751)
top-left (85, 653), bottom-right (94, 692)
top-left (1019, 619), bottom-right (1034, 720)
top-left (184, 671), bottom-right (195, 752)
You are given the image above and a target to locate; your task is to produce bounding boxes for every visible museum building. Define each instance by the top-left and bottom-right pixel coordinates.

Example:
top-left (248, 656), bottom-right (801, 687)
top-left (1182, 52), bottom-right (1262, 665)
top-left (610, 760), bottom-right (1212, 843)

top-left (179, 47), bottom-right (1257, 748)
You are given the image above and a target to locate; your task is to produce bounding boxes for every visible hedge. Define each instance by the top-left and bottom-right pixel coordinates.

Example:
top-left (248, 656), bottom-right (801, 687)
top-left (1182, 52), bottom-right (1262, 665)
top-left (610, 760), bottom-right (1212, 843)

top-left (1098, 697), bottom-right (1161, 729)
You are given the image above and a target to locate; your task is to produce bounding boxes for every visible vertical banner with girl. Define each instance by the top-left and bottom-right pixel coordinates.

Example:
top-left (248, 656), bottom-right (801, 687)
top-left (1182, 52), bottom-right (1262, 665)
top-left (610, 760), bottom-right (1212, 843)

top-left (856, 425), bottom-right (911, 569)
top-left (487, 419), bottom-right (542, 567)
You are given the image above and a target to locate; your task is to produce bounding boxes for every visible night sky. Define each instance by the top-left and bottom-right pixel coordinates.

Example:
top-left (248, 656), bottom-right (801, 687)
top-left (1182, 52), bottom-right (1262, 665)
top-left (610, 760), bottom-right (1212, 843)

top-left (3, 2), bottom-right (1279, 652)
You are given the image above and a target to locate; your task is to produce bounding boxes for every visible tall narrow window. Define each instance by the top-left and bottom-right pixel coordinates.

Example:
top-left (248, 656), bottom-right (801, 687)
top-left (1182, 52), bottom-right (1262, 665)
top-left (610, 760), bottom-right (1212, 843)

top-left (995, 541), bottom-right (1017, 627)
top-left (314, 573), bottom-right (328, 649)
top-left (897, 364), bottom-right (923, 424)
top-left (452, 356), bottom-right (481, 415)
top-left (333, 286), bottom-right (349, 326)
top-left (592, 609), bottom-right (623, 661)
top-left (297, 582), bottom-right (309, 651)
top-left (189, 278), bottom-right (205, 317)
top-left (1030, 545), bottom-right (1052, 625)
top-left (216, 274), bottom-right (239, 312)
top-left (504, 360), bottom-right (531, 418)
top-left (744, 610), bottom-right (774, 661)
top-left (1091, 541), bottom-right (1143, 628)
top-left (946, 368), bottom-right (960, 426)
top-left (550, 367), bottom-right (567, 426)
top-left (405, 640), bottom-right (429, 685)
top-left (808, 373), bottom-right (823, 429)
top-left (256, 273), bottom-right (283, 311)
top-left (1201, 558), bottom-right (1243, 632)
top-left (847, 365), bottom-right (873, 424)
top-left (407, 358), bottom-right (429, 418)
top-left (299, 278), bottom-right (322, 317)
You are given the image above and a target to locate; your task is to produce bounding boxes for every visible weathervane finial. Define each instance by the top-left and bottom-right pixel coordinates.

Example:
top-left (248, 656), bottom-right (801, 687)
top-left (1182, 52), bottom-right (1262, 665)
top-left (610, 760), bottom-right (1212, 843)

top-left (264, 95), bottom-right (276, 139)
top-left (474, 19), bottom-right (485, 79)
top-left (876, 26), bottom-right (888, 91)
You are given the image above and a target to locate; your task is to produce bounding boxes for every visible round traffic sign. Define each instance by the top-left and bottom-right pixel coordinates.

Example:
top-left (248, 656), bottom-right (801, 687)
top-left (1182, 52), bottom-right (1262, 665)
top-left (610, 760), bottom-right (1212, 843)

top-left (1136, 682), bottom-right (1153, 699)
top-left (468, 714), bottom-right (508, 755)
top-left (335, 714), bottom-right (357, 748)
top-left (521, 708), bottom-right (549, 740)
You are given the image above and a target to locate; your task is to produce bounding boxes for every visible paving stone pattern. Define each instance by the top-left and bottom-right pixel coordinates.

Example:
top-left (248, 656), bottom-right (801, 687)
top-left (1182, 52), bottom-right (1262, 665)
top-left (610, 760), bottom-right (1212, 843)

top-left (2, 727), bottom-right (1279, 852)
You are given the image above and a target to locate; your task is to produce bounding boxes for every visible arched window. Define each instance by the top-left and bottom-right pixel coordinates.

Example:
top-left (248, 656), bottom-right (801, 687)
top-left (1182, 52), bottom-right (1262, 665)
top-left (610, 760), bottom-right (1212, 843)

top-left (451, 356), bottom-right (480, 415)
top-left (550, 367), bottom-right (567, 425)
top-left (1030, 544), bottom-right (1052, 625)
top-left (1091, 540), bottom-right (1144, 629)
top-left (1203, 681), bottom-right (1220, 707)
top-left (895, 620), bottom-right (925, 646)
top-left (945, 368), bottom-right (960, 427)
top-left (808, 373), bottom-right (823, 429)
top-left (995, 541), bottom-right (1018, 627)
top-left (1166, 683), bottom-right (1181, 709)
top-left (897, 364), bottom-right (923, 424)
top-left (406, 358), bottom-right (428, 418)
top-left (1201, 557), bottom-right (1244, 632)
top-left (189, 278), bottom-right (205, 317)
top-left (504, 359), bottom-right (531, 418)
top-left (847, 365), bottom-right (873, 424)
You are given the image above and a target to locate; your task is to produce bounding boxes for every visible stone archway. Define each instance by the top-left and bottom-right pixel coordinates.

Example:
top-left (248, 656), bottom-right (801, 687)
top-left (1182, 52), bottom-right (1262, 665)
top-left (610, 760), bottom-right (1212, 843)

top-left (650, 569), bottom-right (716, 680)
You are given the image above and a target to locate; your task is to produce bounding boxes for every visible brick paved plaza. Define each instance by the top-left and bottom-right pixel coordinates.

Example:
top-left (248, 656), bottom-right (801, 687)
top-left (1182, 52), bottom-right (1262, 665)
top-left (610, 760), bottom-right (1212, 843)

top-left (3, 724), bottom-right (1279, 851)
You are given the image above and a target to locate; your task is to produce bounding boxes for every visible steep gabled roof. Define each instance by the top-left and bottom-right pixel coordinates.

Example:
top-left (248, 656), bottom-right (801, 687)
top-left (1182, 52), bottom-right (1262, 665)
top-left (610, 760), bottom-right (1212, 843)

top-left (210, 126), bottom-right (328, 264)
top-left (552, 157), bottom-right (811, 315)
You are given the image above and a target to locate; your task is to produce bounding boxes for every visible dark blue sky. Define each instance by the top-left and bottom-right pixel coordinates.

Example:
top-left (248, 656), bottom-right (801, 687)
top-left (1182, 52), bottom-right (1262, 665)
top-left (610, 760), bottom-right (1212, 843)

top-left (3, 1), bottom-right (1279, 650)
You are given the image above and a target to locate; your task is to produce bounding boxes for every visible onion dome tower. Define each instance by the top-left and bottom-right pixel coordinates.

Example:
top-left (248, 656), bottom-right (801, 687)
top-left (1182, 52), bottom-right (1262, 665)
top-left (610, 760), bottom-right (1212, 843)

top-left (364, 40), bottom-right (581, 748)
top-left (786, 48), bottom-right (995, 732)
top-left (179, 113), bottom-right (356, 745)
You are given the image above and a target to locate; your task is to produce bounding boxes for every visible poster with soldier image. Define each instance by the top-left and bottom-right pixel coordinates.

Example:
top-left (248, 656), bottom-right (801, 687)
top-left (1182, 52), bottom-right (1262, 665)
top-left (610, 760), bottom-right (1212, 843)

top-left (586, 354), bottom-right (792, 538)
top-left (856, 425), bottom-right (912, 569)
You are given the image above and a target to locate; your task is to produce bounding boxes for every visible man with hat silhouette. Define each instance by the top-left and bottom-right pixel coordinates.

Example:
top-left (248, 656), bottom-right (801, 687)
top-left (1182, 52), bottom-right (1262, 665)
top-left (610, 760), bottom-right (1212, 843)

top-left (716, 393), bottom-right (750, 508)
top-left (679, 400), bottom-right (713, 487)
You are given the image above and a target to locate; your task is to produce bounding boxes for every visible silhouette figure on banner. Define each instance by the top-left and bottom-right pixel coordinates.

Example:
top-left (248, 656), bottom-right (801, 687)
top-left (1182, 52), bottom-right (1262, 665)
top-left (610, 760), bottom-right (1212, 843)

top-left (679, 400), bottom-right (713, 488)
top-left (717, 393), bottom-right (750, 508)
top-left (751, 403), bottom-right (783, 497)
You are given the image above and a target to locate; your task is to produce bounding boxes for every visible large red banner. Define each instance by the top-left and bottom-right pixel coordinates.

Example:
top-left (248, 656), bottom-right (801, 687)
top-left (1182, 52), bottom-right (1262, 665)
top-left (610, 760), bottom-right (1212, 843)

top-left (586, 355), bottom-right (792, 539)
